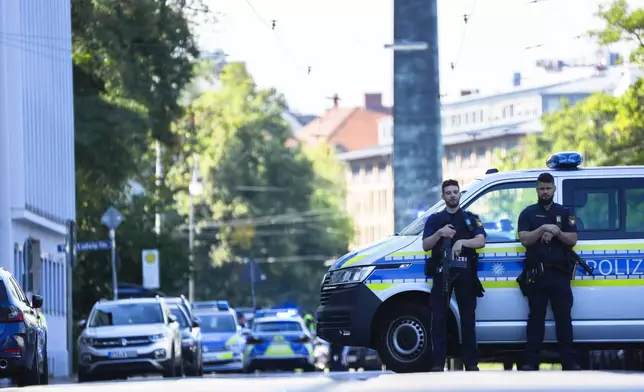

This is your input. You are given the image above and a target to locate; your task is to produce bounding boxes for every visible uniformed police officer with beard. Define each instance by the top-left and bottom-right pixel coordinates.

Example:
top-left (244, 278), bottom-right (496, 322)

top-left (517, 172), bottom-right (581, 371)
top-left (423, 179), bottom-right (487, 372)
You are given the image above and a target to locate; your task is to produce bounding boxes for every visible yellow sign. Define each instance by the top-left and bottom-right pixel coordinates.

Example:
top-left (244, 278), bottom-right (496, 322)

top-left (141, 249), bottom-right (160, 289)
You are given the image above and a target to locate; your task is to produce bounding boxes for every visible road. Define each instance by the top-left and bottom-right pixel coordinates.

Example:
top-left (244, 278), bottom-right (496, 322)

top-left (5, 370), bottom-right (644, 391)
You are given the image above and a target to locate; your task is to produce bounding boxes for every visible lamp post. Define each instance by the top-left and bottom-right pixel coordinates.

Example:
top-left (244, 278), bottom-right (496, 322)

top-left (188, 155), bottom-right (203, 304)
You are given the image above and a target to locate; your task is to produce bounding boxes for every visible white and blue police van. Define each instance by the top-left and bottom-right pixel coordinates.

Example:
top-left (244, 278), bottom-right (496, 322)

top-left (316, 152), bottom-right (644, 372)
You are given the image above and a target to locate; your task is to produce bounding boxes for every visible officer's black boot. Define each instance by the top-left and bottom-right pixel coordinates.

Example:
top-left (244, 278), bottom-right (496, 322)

top-left (465, 365), bottom-right (479, 371)
top-left (430, 359), bottom-right (445, 372)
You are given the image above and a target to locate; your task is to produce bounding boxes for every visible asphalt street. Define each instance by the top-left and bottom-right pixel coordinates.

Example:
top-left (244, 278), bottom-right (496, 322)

top-left (4, 370), bottom-right (644, 391)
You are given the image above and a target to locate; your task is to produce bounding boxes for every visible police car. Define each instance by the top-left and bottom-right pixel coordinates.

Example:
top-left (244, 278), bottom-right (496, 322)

top-left (316, 152), bottom-right (644, 373)
top-left (254, 308), bottom-right (300, 320)
top-left (194, 307), bottom-right (244, 373)
top-left (243, 316), bottom-right (316, 372)
top-left (192, 300), bottom-right (231, 311)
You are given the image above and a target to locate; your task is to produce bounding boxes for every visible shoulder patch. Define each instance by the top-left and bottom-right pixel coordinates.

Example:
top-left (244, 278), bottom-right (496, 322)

top-left (569, 216), bottom-right (576, 226)
top-left (475, 218), bottom-right (483, 228)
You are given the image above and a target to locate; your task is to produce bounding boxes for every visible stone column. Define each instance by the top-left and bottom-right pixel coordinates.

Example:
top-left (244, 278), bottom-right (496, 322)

top-left (393, 0), bottom-right (443, 232)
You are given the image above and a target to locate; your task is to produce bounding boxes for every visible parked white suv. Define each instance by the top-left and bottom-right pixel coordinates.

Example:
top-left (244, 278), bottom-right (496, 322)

top-left (77, 297), bottom-right (183, 382)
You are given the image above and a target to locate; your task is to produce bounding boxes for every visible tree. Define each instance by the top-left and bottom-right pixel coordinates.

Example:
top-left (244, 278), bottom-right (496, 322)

top-left (71, 0), bottom-right (201, 320)
top-left (499, 0), bottom-right (644, 171)
top-left (166, 63), bottom-right (353, 310)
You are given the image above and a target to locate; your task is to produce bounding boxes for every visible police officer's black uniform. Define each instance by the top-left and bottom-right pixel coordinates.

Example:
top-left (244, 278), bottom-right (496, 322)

top-left (423, 208), bottom-right (486, 371)
top-left (517, 202), bottom-right (581, 371)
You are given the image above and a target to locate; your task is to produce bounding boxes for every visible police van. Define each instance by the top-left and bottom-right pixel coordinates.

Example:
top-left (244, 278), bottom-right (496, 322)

top-left (316, 152), bottom-right (644, 372)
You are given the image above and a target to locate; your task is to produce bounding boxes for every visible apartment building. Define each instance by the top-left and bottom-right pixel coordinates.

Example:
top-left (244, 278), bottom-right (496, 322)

top-left (0, 0), bottom-right (76, 377)
top-left (337, 65), bottom-right (635, 249)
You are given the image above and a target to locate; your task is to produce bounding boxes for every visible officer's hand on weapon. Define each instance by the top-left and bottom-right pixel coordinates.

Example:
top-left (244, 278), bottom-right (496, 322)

top-left (439, 224), bottom-right (456, 238)
top-left (542, 224), bottom-right (561, 236)
top-left (452, 240), bottom-right (463, 258)
top-left (541, 231), bottom-right (554, 243)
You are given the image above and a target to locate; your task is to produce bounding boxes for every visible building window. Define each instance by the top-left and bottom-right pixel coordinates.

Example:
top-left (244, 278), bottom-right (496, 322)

top-left (476, 147), bottom-right (487, 165)
top-left (447, 151), bottom-right (457, 170)
top-left (461, 148), bottom-right (473, 168)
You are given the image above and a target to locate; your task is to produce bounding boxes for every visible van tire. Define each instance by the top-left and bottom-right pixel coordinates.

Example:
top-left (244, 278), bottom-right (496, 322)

top-left (374, 302), bottom-right (433, 373)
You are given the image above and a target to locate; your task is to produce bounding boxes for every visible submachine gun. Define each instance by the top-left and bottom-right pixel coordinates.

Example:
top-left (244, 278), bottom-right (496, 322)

top-left (567, 248), bottom-right (594, 277)
top-left (440, 237), bottom-right (453, 308)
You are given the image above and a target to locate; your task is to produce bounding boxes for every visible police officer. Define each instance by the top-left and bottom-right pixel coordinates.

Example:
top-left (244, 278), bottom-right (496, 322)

top-left (237, 313), bottom-right (247, 329)
top-left (303, 313), bottom-right (316, 334)
top-left (517, 172), bottom-right (581, 371)
top-left (423, 179), bottom-right (487, 372)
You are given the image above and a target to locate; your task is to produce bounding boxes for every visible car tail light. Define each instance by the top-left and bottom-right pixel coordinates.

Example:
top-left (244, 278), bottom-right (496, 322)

top-left (246, 337), bottom-right (264, 345)
top-left (293, 336), bottom-right (311, 343)
top-left (0, 306), bottom-right (24, 323)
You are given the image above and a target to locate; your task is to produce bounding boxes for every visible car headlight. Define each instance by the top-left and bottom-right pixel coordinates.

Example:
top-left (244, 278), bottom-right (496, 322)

top-left (149, 334), bottom-right (166, 342)
top-left (79, 337), bottom-right (96, 345)
top-left (328, 266), bottom-right (375, 285)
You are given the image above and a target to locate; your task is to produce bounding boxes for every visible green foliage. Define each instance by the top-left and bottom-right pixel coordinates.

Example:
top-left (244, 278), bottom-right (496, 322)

top-left (166, 63), bottom-right (353, 310)
top-left (72, 0), bottom-right (200, 320)
top-left (499, 0), bottom-right (644, 172)
top-left (592, 0), bottom-right (644, 65)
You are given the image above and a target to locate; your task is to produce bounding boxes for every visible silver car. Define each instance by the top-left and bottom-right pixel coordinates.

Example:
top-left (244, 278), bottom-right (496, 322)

top-left (77, 297), bottom-right (183, 382)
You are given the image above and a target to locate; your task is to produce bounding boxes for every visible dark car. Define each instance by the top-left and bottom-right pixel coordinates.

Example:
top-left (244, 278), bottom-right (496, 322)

top-left (0, 268), bottom-right (48, 386)
top-left (169, 304), bottom-right (203, 376)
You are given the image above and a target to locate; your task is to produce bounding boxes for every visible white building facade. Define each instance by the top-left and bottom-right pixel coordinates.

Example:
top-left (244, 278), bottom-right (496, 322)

top-left (0, 0), bottom-right (75, 377)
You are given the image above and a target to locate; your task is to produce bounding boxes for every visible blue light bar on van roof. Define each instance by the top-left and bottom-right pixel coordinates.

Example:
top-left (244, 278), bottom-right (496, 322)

top-left (546, 151), bottom-right (583, 170)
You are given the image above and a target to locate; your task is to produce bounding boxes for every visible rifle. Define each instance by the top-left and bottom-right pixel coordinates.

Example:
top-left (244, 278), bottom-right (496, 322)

top-left (568, 249), bottom-right (594, 276)
top-left (441, 237), bottom-right (453, 308)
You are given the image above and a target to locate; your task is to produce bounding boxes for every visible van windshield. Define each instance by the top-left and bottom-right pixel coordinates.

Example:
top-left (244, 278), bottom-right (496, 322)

top-left (397, 181), bottom-right (479, 236)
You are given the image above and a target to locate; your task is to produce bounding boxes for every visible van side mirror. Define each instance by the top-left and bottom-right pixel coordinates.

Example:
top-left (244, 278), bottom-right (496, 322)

top-left (32, 294), bottom-right (44, 309)
top-left (78, 319), bottom-right (87, 328)
top-left (168, 314), bottom-right (177, 324)
top-left (192, 318), bottom-right (200, 328)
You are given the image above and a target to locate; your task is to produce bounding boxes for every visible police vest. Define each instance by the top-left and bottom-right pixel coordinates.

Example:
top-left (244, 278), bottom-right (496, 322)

top-left (429, 209), bottom-right (479, 271)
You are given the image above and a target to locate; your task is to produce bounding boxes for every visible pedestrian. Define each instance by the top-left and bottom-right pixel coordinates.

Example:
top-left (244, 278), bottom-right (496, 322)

top-left (517, 172), bottom-right (582, 371)
top-left (423, 179), bottom-right (487, 372)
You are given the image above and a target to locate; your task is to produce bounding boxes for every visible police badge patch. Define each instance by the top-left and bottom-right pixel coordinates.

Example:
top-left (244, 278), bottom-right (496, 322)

top-left (475, 218), bottom-right (483, 228)
top-left (569, 216), bottom-right (576, 226)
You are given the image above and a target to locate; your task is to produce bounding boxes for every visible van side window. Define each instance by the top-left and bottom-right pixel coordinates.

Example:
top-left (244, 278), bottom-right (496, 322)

top-left (571, 188), bottom-right (620, 231)
top-left (464, 181), bottom-right (536, 243)
top-left (562, 177), bottom-right (644, 240)
top-left (626, 188), bottom-right (644, 233)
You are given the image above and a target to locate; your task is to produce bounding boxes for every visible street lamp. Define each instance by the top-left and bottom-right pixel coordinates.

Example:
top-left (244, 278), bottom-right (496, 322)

top-left (188, 155), bottom-right (203, 304)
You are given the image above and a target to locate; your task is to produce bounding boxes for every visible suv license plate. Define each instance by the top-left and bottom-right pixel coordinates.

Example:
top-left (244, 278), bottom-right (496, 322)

top-left (108, 351), bottom-right (133, 359)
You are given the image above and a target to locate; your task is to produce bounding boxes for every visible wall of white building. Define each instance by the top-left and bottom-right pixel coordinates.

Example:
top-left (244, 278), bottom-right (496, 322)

top-left (0, 0), bottom-right (75, 378)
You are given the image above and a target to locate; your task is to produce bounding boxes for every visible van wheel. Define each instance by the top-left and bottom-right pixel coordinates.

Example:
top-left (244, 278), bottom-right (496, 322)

top-left (375, 302), bottom-right (432, 373)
